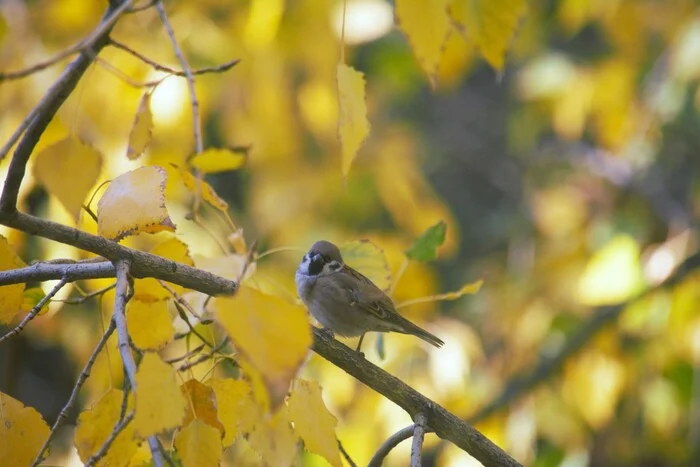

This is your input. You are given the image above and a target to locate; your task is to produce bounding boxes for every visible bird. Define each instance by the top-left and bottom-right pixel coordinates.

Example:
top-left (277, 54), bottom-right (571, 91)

top-left (295, 240), bottom-right (444, 352)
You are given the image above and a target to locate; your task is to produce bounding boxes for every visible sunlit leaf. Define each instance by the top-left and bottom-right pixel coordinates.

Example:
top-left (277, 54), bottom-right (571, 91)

top-left (406, 220), bottom-right (447, 262)
top-left (173, 164), bottom-right (229, 212)
top-left (578, 234), bottom-right (643, 305)
top-left (189, 147), bottom-right (248, 174)
top-left (97, 166), bottom-right (176, 241)
top-left (133, 353), bottom-right (187, 437)
top-left (126, 299), bottom-right (174, 350)
top-left (127, 91), bottom-right (153, 160)
top-left (247, 409), bottom-right (297, 467)
top-left (563, 350), bottom-right (626, 428)
top-left (208, 378), bottom-right (260, 446)
top-left (74, 389), bottom-right (138, 466)
top-left (133, 237), bottom-right (195, 300)
top-left (214, 287), bottom-right (311, 389)
top-left (395, 0), bottom-right (452, 86)
top-left (287, 380), bottom-right (341, 467)
top-left (449, 0), bottom-right (527, 71)
top-left (0, 235), bottom-right (26, 325)
top-left (341, 240), bottom-right (391, 291)
top-left (33, 136), bottom-right (102, 221)
top-left (337, 63), bottom-right (370, 180)
top-left (174, 419), bottom-right (222, 467)
top-left (0, 392), bottom-right (50, 467)
top-left (181, 379), bottom-right (225, 435)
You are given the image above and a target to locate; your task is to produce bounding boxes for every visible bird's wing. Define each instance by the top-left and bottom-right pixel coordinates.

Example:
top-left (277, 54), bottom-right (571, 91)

top-left (336, 265), bottom-right (396, 320)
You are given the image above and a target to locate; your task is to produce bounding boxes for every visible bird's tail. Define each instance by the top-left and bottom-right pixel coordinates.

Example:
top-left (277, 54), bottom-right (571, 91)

top-left (396, 315), bottom-right (444, 348)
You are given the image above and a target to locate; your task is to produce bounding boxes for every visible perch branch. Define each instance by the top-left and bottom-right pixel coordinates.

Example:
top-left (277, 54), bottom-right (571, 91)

top-left (311, 329), bottom-right (521, 467)
top-left (32, 319), bottom-right (117, 465)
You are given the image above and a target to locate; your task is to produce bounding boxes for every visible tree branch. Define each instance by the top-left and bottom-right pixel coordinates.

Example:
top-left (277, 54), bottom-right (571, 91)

top-left (0, 0), bottom-right (133, 191)
top-left (311, 329), bottom-right (521, 467)
top-left (368, 425), bottom-right (421, 467)
top-left (109, 39), bottom-right (240, 77)
top-left (113, 259), bottom-right (164, 467)
top-left (0, 212), bottom-right (237, 296)
top-left (468, 249), bottom-right (700, 425)
top-left (0, 260), bottom-right (115, 286)
top-left (32, 319), bottom-right (116, 465)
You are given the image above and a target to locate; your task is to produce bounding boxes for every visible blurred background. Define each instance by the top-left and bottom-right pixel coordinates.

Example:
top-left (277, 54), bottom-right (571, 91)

top-left (1, 0), bottom-right (700, 465)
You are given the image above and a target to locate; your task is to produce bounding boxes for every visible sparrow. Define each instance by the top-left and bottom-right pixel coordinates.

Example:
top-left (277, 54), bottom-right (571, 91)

top-left (295, 240), bottom-right (444, 351)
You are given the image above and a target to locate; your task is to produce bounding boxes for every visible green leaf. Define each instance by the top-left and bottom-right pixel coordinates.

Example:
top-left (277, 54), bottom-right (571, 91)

top-left (405, 221), bottom-right (447, 262)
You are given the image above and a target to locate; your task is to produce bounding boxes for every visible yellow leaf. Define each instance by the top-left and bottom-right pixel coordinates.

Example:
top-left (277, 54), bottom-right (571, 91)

top-left (126, 299), bottom-right (174, 350)
top-left (434, 280), bottom-right (484, 300)
top-left (189, 147), bottom-right (248, 174)
top-left (563, 350), bottom-right (626, 428)
top-left (74, 389), bottom-right (138, 466)
top-left (133, 237), bottom-right (194, 300)
top-left (337, 63), bottom-right (370, 179)
top-left (0, 236), bottom-right (25, 325)
top-left (341, 240), bottom-right (391, 291)
top-left (207, 378), bottom-right (260, 446)
top-left (194, 253), bottom-right (254, 282)
top-left (97, 166), bottom-right (176, 241)
top-left (133, 353), bottom-right (187, 437)
top-left (578, 235), bottom-right (643, 305)
top-left (173, 164), bottom-right (229, 212)
top-left (32, 136), bottom-right (102, 221)
top-left (247, 409), bottom-right (297, 467)
top-left (395, 0), bottom-right (452, 85)
top-left (450, 0), bottom-right (527, 71)
top-left (174, 419), bottom-right (222, 467)
top-left (0, 392), bottom-right (50, 467)
top-left (181, 379), bottom-right (225, 435)
top-left (287, 380), bottom-right (341, 467)
top-left (214, 286), bottom-right (311, 385)
top-left (127, 92), bottom-right (154, 160)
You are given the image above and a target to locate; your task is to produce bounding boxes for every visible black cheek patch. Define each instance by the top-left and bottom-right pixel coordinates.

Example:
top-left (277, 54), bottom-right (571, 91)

top-left (308, 256), bottom-right (324, 276)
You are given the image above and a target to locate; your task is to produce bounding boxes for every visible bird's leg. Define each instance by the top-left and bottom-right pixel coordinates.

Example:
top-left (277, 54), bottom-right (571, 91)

top-left (355, 333), bottom-right (366, 357)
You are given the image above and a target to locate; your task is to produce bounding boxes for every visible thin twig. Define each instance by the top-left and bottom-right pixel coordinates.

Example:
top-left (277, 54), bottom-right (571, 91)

top-left (0, 0), bottom-right (133, 164)
top-left (164, 343), bottom-right (206, 364)
top-left (0, 0), bottom-right (133, 83)
top-left (127, 0), bottom-right (158, 13)
top-left (338, 439), bottom-right (357, 467)
top-left (113, 259), bottom-right (164, 467)
top-left (0, 277), bottom-right (68, 346)
top-left (237, 239), bottom-right (258, 284)
top-left (109, 39), bottom-right (240, 78)
top-left (95, 56), bottom-right (166, 88)
top-left (85, 412), bottom-right (135, 466)
top-left (155, 1), bottom-right (203, 154)
top-left (411, 413), bottom-right (428, 467)
top-left (158, 280), bottom-right (217, 349)
top-left (32, 319), bottom-right (117, 465)
top-left (368, 425), bottom-right (423, 467)
top-left (55, 283), bottom-right (117, 304)
top-left (178, 337), bottom-right (232, 372)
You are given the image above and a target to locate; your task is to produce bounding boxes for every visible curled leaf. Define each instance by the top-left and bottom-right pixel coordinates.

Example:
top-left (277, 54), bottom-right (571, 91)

top-left (127, 91), bottom-right (154, 160)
